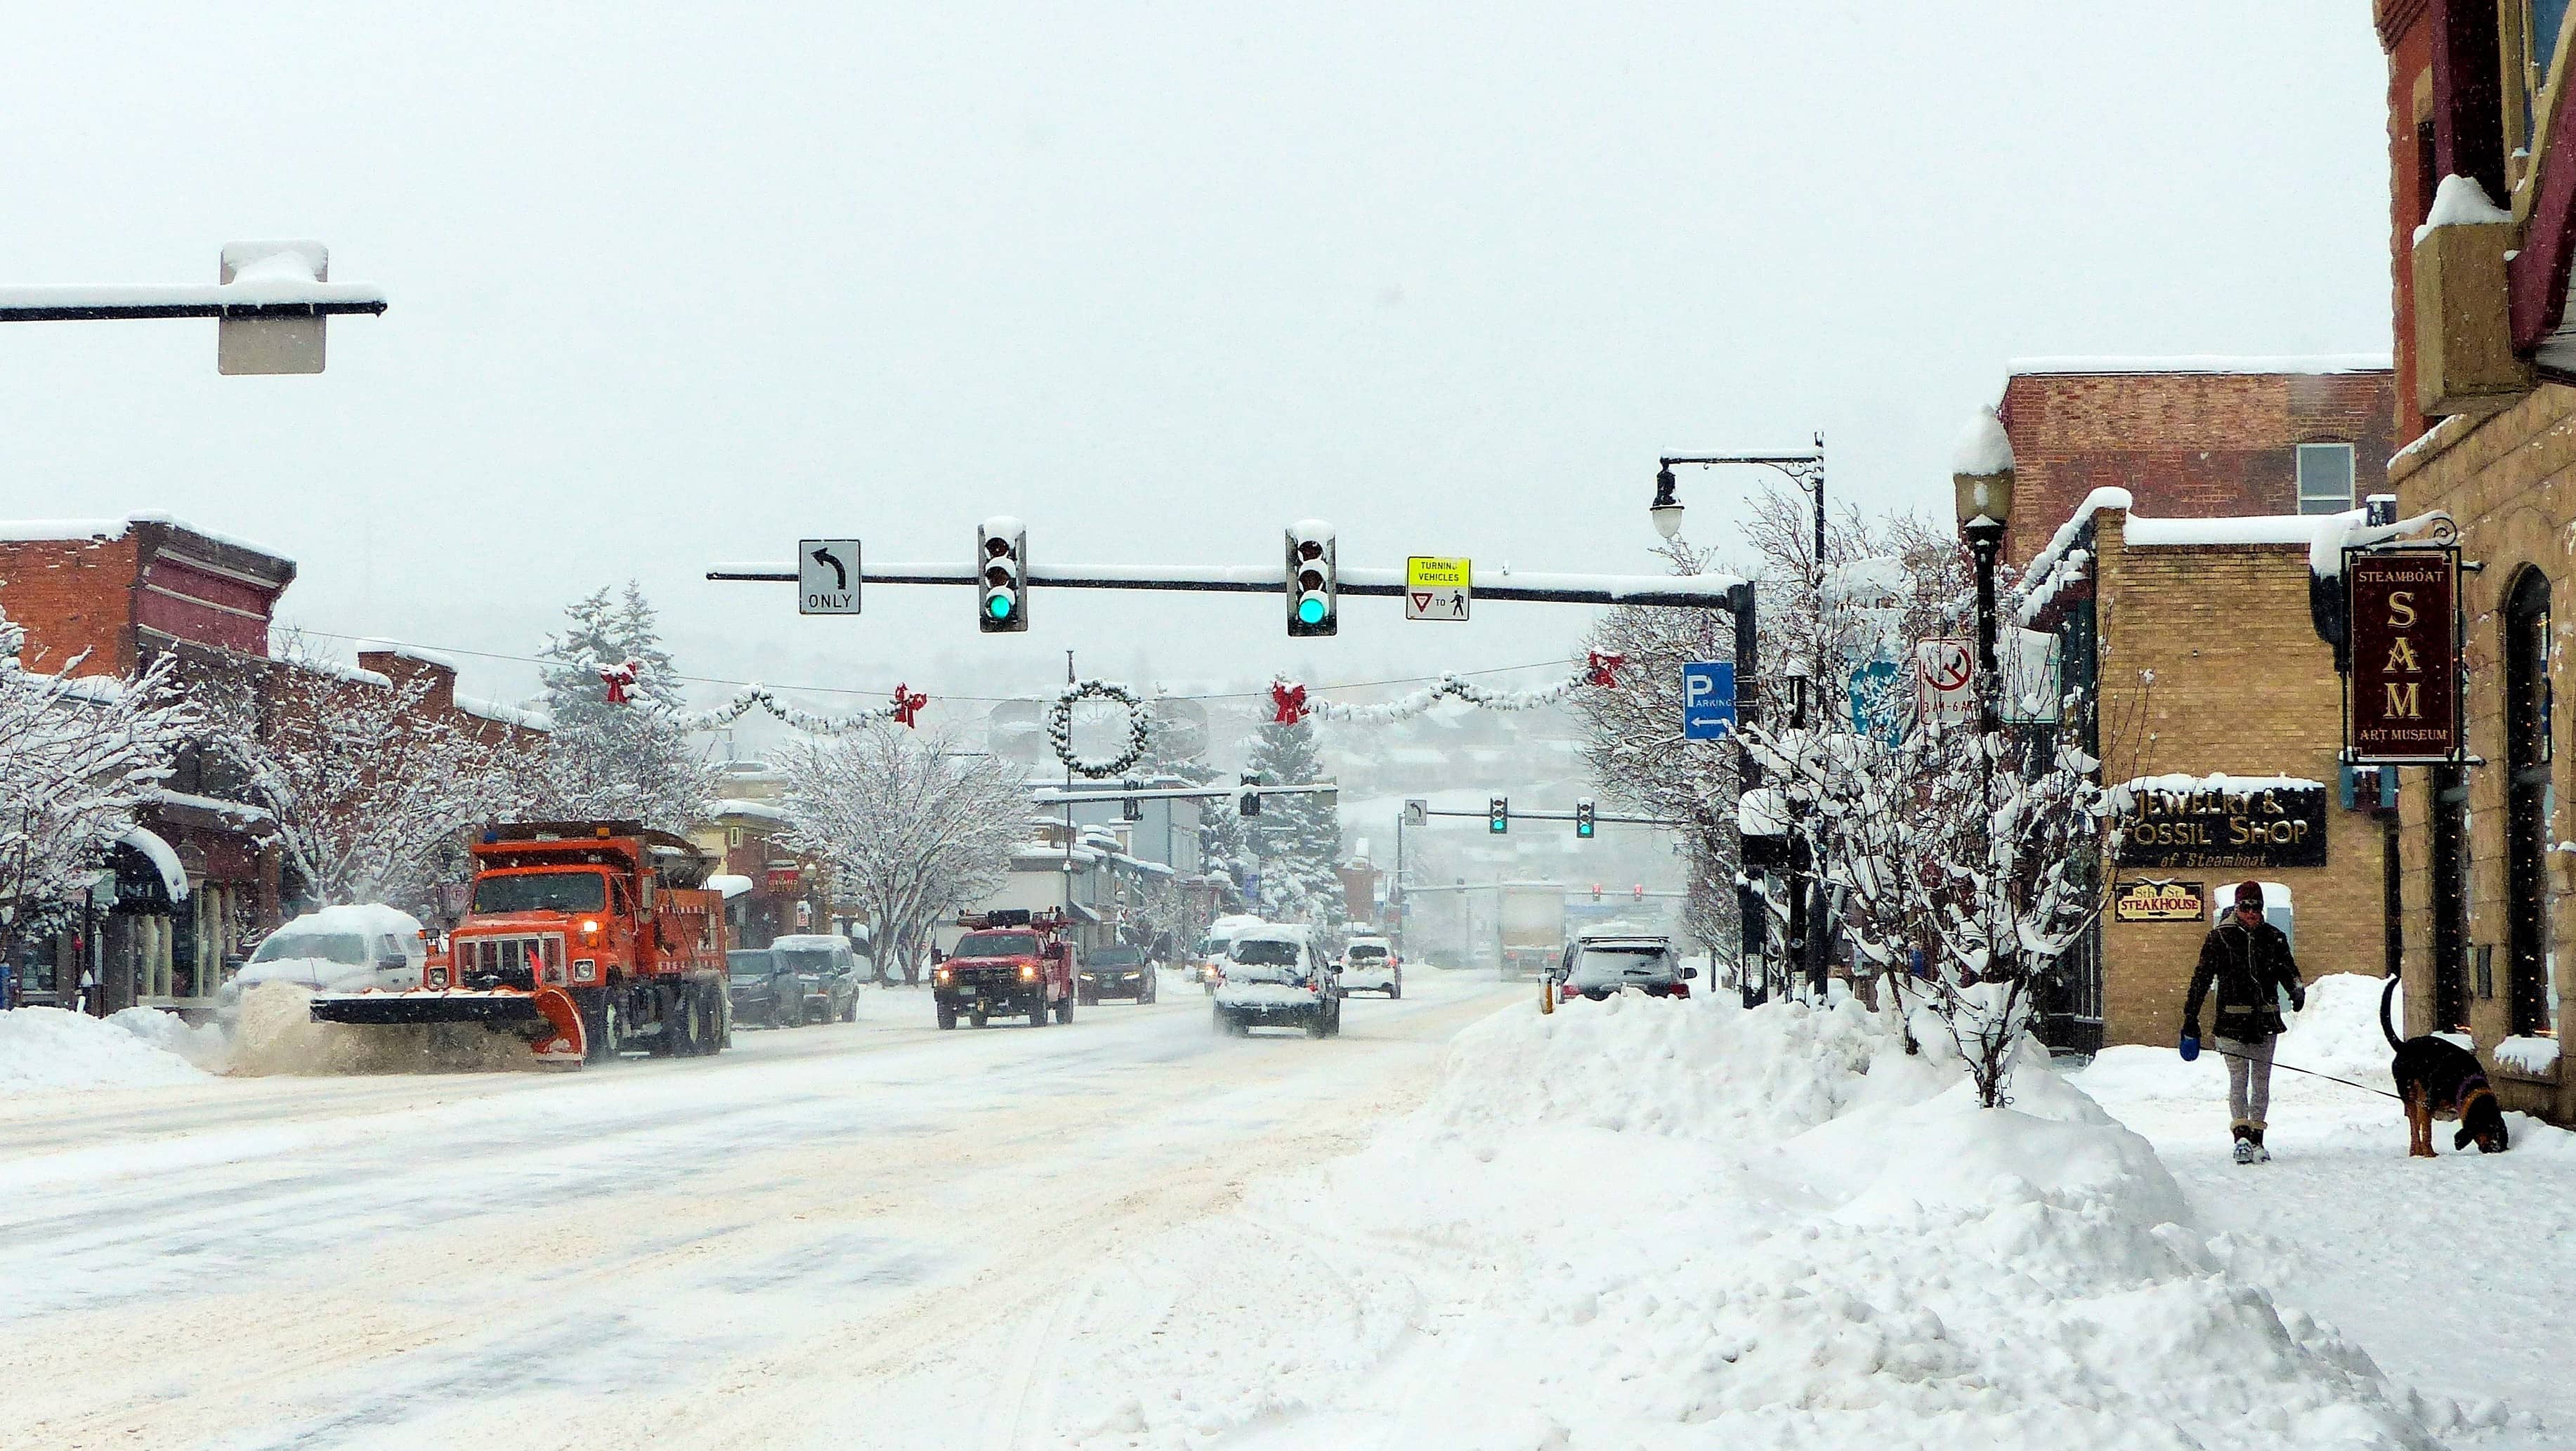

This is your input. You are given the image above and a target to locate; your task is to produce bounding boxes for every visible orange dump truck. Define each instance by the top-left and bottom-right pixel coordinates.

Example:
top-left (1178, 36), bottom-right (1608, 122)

top-left (309, 821), bottom-right (730, 1065)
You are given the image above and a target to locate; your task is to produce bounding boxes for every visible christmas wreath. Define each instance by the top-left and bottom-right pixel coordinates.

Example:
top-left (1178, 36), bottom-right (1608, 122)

top-left (1048, 679), bottom-right (1151, 777)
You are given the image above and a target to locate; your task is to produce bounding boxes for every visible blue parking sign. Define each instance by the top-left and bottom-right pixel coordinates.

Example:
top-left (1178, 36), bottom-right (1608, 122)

top-left (1682, 662), bottom-right (1736, 740)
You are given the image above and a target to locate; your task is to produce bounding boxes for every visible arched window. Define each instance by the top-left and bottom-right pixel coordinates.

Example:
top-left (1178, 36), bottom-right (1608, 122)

top-left (2504, 567), bottom-right (2555, 1038)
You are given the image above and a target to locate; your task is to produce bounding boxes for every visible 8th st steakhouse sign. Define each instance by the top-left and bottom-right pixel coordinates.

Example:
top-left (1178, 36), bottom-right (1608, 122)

top-left (2348, 548), bottom-right (2461, 763)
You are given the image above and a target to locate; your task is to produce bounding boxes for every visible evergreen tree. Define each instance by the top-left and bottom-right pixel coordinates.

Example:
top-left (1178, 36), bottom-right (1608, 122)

top-left (1240, 716), bottom-right (1342, 926)
top-left (532, 582), bottom-right (710, 830)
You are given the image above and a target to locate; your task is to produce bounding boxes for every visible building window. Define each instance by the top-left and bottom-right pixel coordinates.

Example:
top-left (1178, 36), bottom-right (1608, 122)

top-left (2431, 765), bottom-right (2472, 1032)
top-left (2296, 444), bottom-right (2356, 516)
top-left (2505, 568), bottom-right (2556, 1037)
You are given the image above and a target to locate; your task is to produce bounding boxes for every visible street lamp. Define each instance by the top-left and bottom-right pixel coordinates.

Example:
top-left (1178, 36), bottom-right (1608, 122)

top-left (1649, 466), bottom-right (1685, 540)
top-left (1652, 440), bottom-right (1826, 572)
top-left (1951, 407), bottom-right (2017, 731)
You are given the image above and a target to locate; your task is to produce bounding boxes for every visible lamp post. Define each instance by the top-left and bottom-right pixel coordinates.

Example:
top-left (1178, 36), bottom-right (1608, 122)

top-left (1653, 442), bottom-right (1824, 1004)
top-left (1951, 409), bottom-right (2017, 733)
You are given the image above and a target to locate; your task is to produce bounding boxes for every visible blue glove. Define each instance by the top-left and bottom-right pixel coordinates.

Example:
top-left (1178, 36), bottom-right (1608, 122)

top-left (2178, 1034), bottom-right (2201, 1062)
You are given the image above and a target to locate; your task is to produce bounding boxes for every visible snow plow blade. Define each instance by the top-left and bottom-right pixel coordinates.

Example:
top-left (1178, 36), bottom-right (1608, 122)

top-left (308, 990), bottom-right (547, 1027)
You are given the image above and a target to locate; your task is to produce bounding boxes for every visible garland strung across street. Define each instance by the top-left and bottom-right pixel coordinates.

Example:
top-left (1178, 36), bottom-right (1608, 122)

top-left (1269, 651), bottom-right (1625, 723)
top-left (1048, 678), bottom-right (1153, 777)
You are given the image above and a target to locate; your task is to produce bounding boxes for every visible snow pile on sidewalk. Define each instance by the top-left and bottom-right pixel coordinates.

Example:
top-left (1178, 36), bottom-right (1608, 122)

top-left (1031, 992), bottom-right (2436, 1450)
top-left (0, 1006), bottom-right (211, 1091)
top-left (107, 1005), bottom-right (231, 1071)
top-left (2079, 972), bottom-right (2410, 1107)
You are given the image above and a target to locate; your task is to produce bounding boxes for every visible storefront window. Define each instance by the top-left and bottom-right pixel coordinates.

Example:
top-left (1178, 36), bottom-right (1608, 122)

top-left (2506, 567), bottom-right (2556, 1037)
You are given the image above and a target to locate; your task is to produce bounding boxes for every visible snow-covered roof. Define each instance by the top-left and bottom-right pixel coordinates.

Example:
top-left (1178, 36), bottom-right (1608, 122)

top-left (0, 511), bottom-right (289, 561)
top-left (282, 656), bottom-right (396, 690)
top-left (117, 826), bottom-right (190, 901)
top-left (456, 695), bottom-right (552, 732)
top-left (706, 874), bottom-right (754, 900)
top-left (150, 789), bottom-right (273, 823)
top-left (706, 798), bottom-right (790, 824)
top-left (2008, 354), bottom-right (2391, 376)
top-left (355, 638), bottom-right (459, 671)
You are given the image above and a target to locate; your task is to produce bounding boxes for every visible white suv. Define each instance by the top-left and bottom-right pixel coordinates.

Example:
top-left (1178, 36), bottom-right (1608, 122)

top-left (1339, 935), bottom-right (1399, 998)
top-left (1213, 926), bottom-right (1341, 1037)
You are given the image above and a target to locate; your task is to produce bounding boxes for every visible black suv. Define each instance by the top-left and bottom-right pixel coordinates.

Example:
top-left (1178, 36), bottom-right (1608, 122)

top-left (726, 949), bottom-right (802, 1028)
top-left (1078, 943), bottom-right (1157, 1004)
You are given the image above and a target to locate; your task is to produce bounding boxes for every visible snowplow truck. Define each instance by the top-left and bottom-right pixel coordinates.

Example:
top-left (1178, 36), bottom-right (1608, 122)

top-left (308, 822), bottom-right (730, 1065)
top-left (934, 909), bottom-right (1077, 1029)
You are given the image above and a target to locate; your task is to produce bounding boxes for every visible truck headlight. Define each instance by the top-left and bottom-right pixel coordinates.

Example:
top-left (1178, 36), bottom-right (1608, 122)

top-left (935, 967), bottom-right (951, 985)
top-left (427, 966), bottom-right (450, 989)
top-left (1019, 964), bottom-right (1038, 982)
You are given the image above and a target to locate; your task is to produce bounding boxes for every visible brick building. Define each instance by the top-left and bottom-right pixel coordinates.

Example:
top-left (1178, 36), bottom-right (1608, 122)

top-left (2019, 493), bottom-right (2393, 1051)
top-left (1994, 362), bottom-right (2398, 1051)
top-left (2001, 360), bottom-right (2399, 567)
top-left (0, 517), bottom-right (551, 1017)
top-left (2371, 0), bottom-right (2576, 1122)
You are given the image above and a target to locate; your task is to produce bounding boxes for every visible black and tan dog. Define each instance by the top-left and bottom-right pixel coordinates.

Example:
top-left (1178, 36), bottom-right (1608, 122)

top-left (2380, 976), bottom-right (2510, 1157)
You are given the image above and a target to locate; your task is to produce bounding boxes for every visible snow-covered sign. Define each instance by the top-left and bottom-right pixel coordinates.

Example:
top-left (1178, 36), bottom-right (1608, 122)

top-left (1915, 638), bottom-right (1975, 728)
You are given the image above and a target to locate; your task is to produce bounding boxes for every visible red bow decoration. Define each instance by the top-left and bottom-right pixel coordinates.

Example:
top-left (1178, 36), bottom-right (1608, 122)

top-left (598, 659), bottom-right (639, 705)
top-left (1586, 650), bottom-right (1626, 689)
top-left (891, 683), bottom-right (927, 728)
top-left (1270, 681), bottom-right (1310, 724)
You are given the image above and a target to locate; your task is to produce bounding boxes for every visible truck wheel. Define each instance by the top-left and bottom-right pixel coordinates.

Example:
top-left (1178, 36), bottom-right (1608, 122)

top-left (1213, 1006), bottom-right (1231, 1035)
top-left (1142, 973), bottom-right (1157, 1004)
top-left (1055, 993), bottom-right (1073, 1024)
top-left (1305, 1013), bottom-right (1328, 1038)
top-left (1029, 996), bottom-right (1049, 1029)
top-left (970, 1011), bottom-right (988, 1029)
top-left (936, 1003), bottom-right (957, 1030)
top-left (841, 997), bottom-right (856, 1023)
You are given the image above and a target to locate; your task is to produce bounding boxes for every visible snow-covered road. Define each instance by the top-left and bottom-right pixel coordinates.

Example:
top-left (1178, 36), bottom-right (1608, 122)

top-left (0, 970), bottom-right (1519, 1451)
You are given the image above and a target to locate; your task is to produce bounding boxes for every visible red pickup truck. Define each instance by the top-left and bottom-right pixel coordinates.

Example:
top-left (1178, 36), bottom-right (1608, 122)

top-left (934, 909), bottom-right (1077, 1030)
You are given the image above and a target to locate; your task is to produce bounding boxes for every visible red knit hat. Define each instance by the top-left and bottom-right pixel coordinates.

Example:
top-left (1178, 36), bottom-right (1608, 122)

top-left (2234, 881), bottom-right (2264, 907)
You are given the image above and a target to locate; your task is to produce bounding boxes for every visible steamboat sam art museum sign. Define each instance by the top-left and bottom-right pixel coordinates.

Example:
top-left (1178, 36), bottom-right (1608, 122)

top-left (2114, 776), bottom-right (2330, 869)
top-left (2346, 547), bottom-right (2463, 763)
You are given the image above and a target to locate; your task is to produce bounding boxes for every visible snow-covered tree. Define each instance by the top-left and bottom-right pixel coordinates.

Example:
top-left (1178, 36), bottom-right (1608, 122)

top-left (532, 582), bottom-right (710, 830)
top-left (771, 725), bottom-right (1026, 983)
top-left (204, 638), bottom-right (539, 914)
top-left (1241, 716), bottom-right (1342, 926)
top-left (0, 605), bottom-right (197, 968)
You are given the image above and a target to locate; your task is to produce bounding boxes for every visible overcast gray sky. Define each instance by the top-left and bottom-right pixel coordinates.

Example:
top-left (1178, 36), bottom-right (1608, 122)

top-left (0, 3), bottom-right (2389, 726)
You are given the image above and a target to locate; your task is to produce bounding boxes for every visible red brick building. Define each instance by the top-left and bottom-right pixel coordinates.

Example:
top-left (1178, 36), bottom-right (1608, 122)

top-left (1999, 360), bottom-right (2400, 567)
top-left (0, 516), bottom-right (549, 1016)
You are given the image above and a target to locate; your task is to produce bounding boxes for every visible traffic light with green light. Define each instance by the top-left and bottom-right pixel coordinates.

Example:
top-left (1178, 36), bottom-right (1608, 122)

top-left (1286, 520), bottom-right (1337, 637)
top-left (1488, 796), bottom-right (1508, 834)
top-left (1575, 798), bottom-right (1596, 839)
top-left (978, 517), bottom-right (1027, 633)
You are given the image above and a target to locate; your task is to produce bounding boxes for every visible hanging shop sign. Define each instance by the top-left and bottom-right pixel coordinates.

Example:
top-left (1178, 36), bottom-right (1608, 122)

top-left (2113, 778), bottom-right (2328, 869)
top-left (2346, 547), bottom-right (2461, 763)
top-left (2112, 880), bottom-right (2206, 923)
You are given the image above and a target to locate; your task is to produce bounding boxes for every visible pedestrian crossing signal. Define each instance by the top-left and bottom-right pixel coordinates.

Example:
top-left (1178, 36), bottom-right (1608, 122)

top-left (1489, 796), bottom-right (1508, 834)
top-left (1575, 799), bottom-right (1595, 839)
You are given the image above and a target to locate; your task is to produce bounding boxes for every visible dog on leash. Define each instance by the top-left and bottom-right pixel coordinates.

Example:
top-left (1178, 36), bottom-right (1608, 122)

top-left (2380, 976), bottom-right (2510, 1157)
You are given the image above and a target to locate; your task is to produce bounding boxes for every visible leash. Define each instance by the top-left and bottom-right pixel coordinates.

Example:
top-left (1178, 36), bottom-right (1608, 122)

top-left (2198, 1042), bottom-right (2402, 1101)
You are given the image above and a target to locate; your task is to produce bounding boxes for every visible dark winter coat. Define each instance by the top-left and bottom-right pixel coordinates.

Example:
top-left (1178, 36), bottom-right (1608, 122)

top-left (2184, 919), bottom-right (2306, 1042)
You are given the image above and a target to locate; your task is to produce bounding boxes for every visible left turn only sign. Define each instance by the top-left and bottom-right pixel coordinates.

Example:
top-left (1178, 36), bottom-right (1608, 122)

top-left (799, 539), bottom-right (861, 615)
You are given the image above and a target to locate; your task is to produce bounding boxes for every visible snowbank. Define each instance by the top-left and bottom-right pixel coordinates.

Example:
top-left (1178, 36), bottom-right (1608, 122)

top-left (0, 1007), bottom-right (210, 1091)
top-left (1024, 992), bottom-right (2434, 1449)
top-left (2080, 972), bottom-right (2403, 1105)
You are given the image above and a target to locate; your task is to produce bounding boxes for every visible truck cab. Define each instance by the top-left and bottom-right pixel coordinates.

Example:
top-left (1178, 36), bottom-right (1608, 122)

top-left (935, 909), bottom-right (1076, 1030)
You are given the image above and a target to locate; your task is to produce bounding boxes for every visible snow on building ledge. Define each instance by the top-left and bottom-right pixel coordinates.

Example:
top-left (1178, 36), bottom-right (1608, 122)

top-left (0, 511), bottom-right (289, 561)
top-left (455, 694), bottom-right (552, 732)
top-left (706, 874), bottom-right (755, 900)
top-left (2495, 1035), bottom-right (2562, 1076)
top-left (707, 797), bottom-right (790, 825)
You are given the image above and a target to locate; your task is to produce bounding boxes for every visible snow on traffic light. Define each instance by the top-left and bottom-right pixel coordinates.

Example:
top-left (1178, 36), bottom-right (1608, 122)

top-left (1239, 772), bottom-right (1263, 817)
top-left (978, 516), bottom-right (1027, 633)
top-left (1286, 520), bottom-right (1337, 637)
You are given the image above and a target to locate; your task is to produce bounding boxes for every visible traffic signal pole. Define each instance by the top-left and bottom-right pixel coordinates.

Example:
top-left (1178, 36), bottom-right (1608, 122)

top-left (707, 558), bottom-right (1746, 608)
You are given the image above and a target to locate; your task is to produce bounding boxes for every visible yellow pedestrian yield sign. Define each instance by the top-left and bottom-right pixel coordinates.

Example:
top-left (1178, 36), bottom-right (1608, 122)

top-left (1406, 556), bottom-right (1471, 622)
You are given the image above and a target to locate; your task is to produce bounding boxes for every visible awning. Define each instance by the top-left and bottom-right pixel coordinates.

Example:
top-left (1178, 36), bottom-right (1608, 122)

top-left (1067, 901), bottom-right (1103, 924)
top-left (117, 825), bottom-right (190, 902)
top-left (706, 874), bottom-right (754, 900)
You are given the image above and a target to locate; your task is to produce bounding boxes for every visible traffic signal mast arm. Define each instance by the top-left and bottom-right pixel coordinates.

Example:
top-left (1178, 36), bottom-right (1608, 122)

top-left (707, 558), bottom-right (1747, 608)
top-left (1418, 806), bottom-right (1681, 826)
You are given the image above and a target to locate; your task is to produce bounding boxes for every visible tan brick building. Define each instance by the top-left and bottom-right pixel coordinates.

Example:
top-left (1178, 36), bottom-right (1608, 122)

top-left (2369, 1), bottom-right (2576, 1122)
top-left (2000, 362), bottom-right (2399, 1051)
top-left (2021, 497), bottom-right (2392, 1049)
